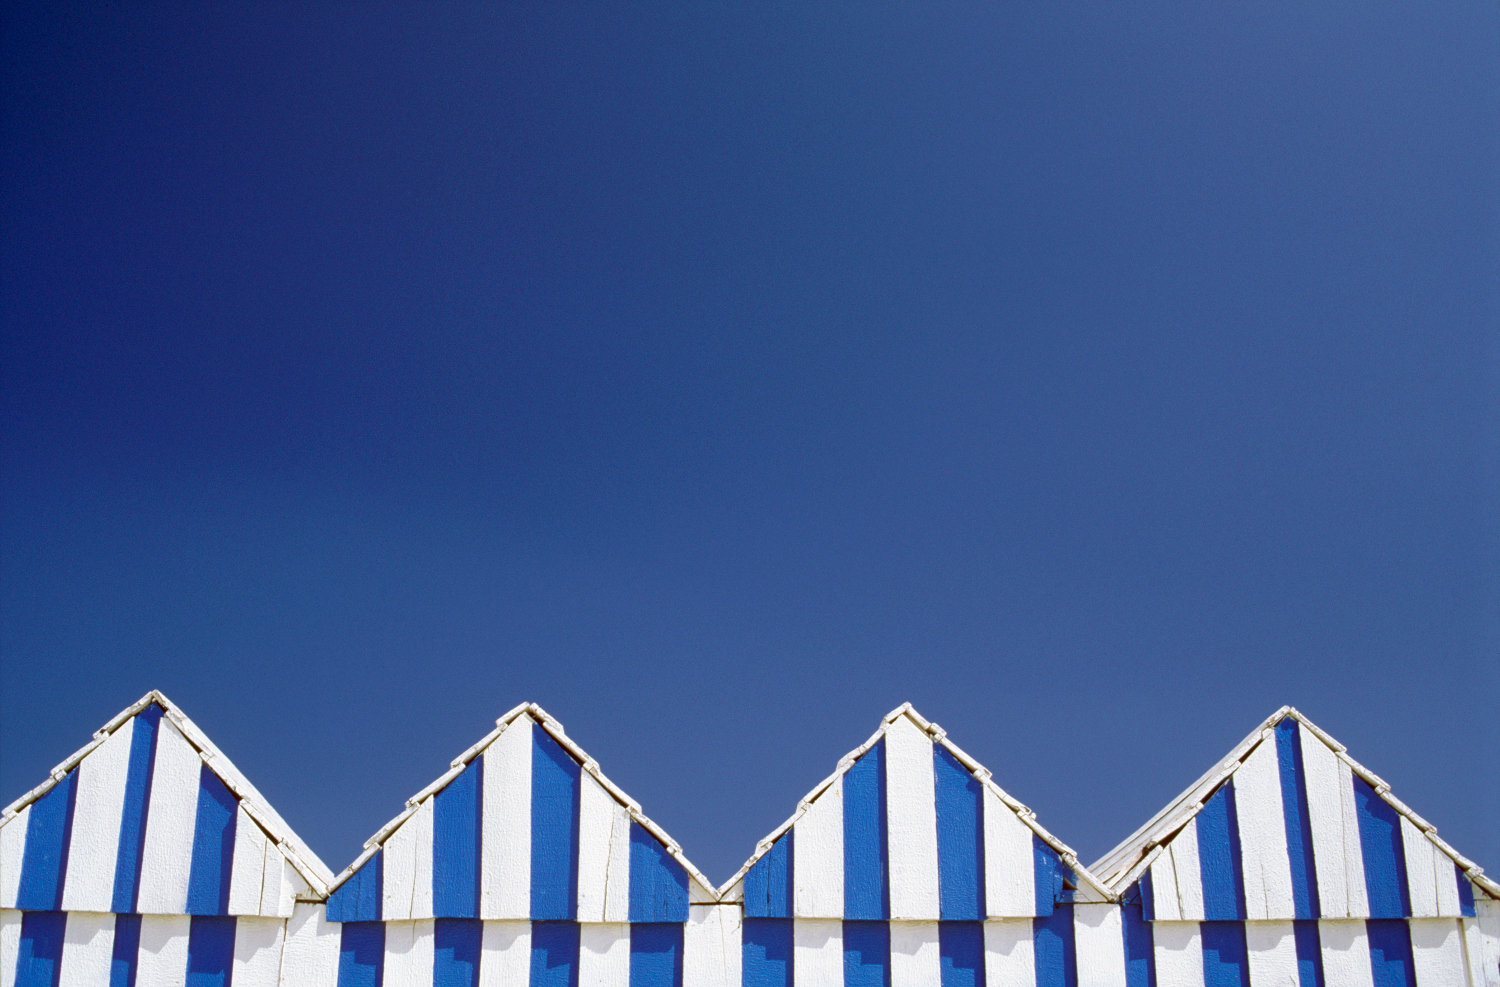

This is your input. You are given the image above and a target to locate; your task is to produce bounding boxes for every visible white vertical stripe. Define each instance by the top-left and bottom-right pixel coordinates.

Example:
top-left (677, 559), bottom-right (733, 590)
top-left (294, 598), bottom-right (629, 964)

top-left (1299, 731), bottom-right (1354, 919)
top-left (279, 903), bottom-right (340, 987)
top-left (482, 717), bottom-right (532, 920)
top-left (479, 921), bottom-right (531, 987)
top-left (984, 792), bottom-right (1037, 918)
top-left (1318, 920), bottom-right (1374, 987)
top-left (386, 919), bottom-right (436, 987)
top-left (1235, 741), bottom-right (1296, 921)
top-left (684, 905), bottom-right (741, 987)
top-left (0, 910), bottom-right (21, 987)
top-left (61, 722), bottom-right (135, 912)
top-left (985, 919), bottom-right (1036, 987)
top-left (1335, 761), bottom-right (1369, 919)
top-left (278, 860), bottom-right (308, 919)
top-left (259, 843), bottom-right (285, 918)
top-left (1244, 921), bottom-right (1299, 987)
top-left (137, 915), bottom-right (192, 987)
top-left (1152, 922), bottom-right (1206, 987)
top-left (59, 912), bottom-right (116, 987)
top-left (1409, 919), bottom-right (1466, 987)
top-left (384, 809), bottom-right (420, 921)
top-left (578, 923), bottom-right (630, 987)
top-left (884, 717), bottom-right (940, 921)
top-left (793, 778), bottom-right (843, 919)
top-left (1170, 819), bottom-right (1205, 923)
top-left (1150, 850), bottom-right (1183, 923)
top-left (1434, 858), bottom-right (1462, 920)
top-left (137, 721), bottom-right (202, 915)
top-left (0, 808), bottom-right (29, 910)
top-left (1471, 900), bottom-right (1500, 987)
top-left (1074, 904), bottom-right (1127, 987)
top-left (233, 917), bottom-right (287, 987)
top-left (1400, 819), bottom-right (1439, 919)
top-left (578, 775), bottom-right (630, 924)
top-left (792, 918), bottom-right (842, 987)
top-left (603, 802), bottom-right (631, 923)
top-left (1458, 919), bottom-right (1487, 987)
top-left (890, 921), bottom-right (941, 987)
top-left (409, 801), bottom-right (436, 920)
top-left (229, 808), bottom-right (270, 916)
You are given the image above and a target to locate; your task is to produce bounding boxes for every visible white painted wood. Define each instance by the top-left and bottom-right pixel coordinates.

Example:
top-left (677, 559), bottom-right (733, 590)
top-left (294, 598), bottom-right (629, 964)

top-left (233, 917), bottom-right (288, 987)
top-left (890, 921), bottom-right (941, 987)
top-left (408, 801), bottom-right (436, 920)
top-left (1318, 920), bottom-right (1374, 987)
top-left (1299, 730), bottom-right (1354, 919)
top-left (481, 921), bottom-right (531, 987)
top-left (1074, 904), bottom-right (1127, 987)
top-left (61, 721), bottom-right (134, 912)
top-left (481, 717), bottom-right (532, 920)
top-left (277, 859), bottom-right (307, 919)
top-left (1235, 740), bottom-right (1296, 921)
top-left (0, 910), bottom-right (21, 987)
top-left (884, 718), bottom-right (940, 920)
top-left (578, 775), bottom-right (630, 924)
top-left (258, 843), bottom-right (285, 917)
top-left (1401, 818), bottom-right (1439, 919)
top-left (985, 919), bottom-right (1037, 987)
top-left (1409, 919), bottom-right (1465, 987)
top-left (984, 790), bottom-right (1036, 918)
top-left (793, 776), bottom-right (843, 919)
top-left (792, 918), bottom-right (842, 987)
top-left (1169, 818), bottom-right (1205, 922)
top-left (1472, 900), bottom-right (1500, 987)
top-left (384, 810), bottom-right (420, 920)
top-left (1336, 760), bottom-right (1370, 919)
top-left (229, 808), bottom-right (270, 915)
top-left (279, 903), bottom-right (340, 987)
top-left (603, 803), bottom-right (631, 923)
top-left (1150, 849), bottom-right (1183, 923)
top-left (386, 919), bottom-right (436, 987)
top-left (137, 914), bottom-right (192, 987)
top-left (60, 912), bottom-right (116, 987)
top-left (1244, 921), bottom-right (1299, 987)
top-left (0, 807), bottom-right (28, 909)
top-left (137, 721), bottom-right (202, 915)
top-left (1152, 922), bottom-right (1206, 987)
top-left (1434, 856), bottom-right (1462, 920)
top-left (685, 905), bottom-right (741, 987)
top-left (578, 923), bottom-right (630, 987)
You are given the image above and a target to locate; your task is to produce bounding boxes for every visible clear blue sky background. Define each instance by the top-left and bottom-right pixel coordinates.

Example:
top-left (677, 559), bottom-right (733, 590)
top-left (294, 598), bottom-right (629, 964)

top-left (3, 2), bottom-right (1496, 887)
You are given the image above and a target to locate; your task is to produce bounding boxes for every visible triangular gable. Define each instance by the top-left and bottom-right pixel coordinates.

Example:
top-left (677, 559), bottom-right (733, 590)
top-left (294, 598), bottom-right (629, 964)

top-left (0, 690), bottom-right (333, 916)
top-left (721, 703), bottom-right (1112, 920)
top-left (1089, 706), bottom-right (1497, 922)
top-left (324, 702), bottom-right (717, 923)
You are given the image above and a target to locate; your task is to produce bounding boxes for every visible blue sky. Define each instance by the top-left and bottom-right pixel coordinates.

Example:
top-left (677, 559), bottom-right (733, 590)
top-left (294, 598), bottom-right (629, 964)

top-left (2, 1), bottom-right (1496, 886)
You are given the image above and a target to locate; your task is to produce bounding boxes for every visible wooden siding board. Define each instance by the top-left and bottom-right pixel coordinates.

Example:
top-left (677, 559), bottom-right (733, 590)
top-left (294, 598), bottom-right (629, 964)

top-left (482, 718), bottom-right (533, 922)
top-left (137, 915), bottom-right (193, 987)
top-left (1073, 904), bottom-right (1127, 987)
top-left (478, 920), bottom-right (530, 987)
top-left (60, 721), bottom-right (134, 912)
top-left (792, 919), bottom-right (841, 987)
top-left (0, 808), bottom-right (29, 909)
top-left (792, 778), bottom-right (842, 920)
top-left (984, 918), bottom-right (1036, 987)
top-left (138, 722), bottom-right (203, 915)
top-left (233, 918), bottom-right (287, 987)
top-left (1243, 921), bottom-right (1298, 987)
top-left (229, 808), bottom-right (270, 917)
top-left (1318, 920), bottom-right (1374, 987)
top-left (1234, 740), bottom-right (1294, 922)
top-left (59, 911), bottom-right (115, 987)
top-left (884, 717), bottom-right (940, 921)
top-left (1399, 819), bottom-right (1438, 920)
top-left (1152, 922), bottom-right (1205, 987)
top-left (280, 902), bottom-right (340, 987)
top-left (1408, 919), bottom-right (1465, 987)
top-left (684, 906), bottom-right (740, 987)
top-left (984, 790), bottom-right (1037, 919)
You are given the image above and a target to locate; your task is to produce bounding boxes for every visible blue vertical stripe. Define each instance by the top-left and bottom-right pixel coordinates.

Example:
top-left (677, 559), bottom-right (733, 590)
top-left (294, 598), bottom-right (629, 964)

top-left (434, 760), bottom-right (483, 918)
top-left (531, 729), bottom-right (581, 921)
top-left (338, 923), bottom-right (386, 987)
top-left (934, 748), bottom-right (985, 921)
top-left (1455, 865), bottom-right (1477, 918)
top-left (1196, 784), bottom-right (1247, 921)
top-left (1121, 904), bottom-right (1155, 987)
top-left (16, 770), bottom-right (80, 911)
top-left (1033, 905), bottom-right (1076, 987)
top-left (1293, 921), bottom-right (1324, 987)
top-left (327, 850), bottom-right (384, 923)
top-left (1353, 780), bottom-right (1411, 919)
top-left (630, 923), bottom-right (683, 987)
top-left (111, 914), bottom-right (143, 987)
top-left (1274, 720), bottom-right (1321, 920)
top-left (1138, 873), bottom-right (1156, 922)
top-left (1366, 920), bottom-right (1417, 987)
top-left (529, 922), bottom-right (579, 987)
top-left (114, 705), bottom-right (164, 913)
top-left (629, 822), bottom-right (689, 923)
top-left (1200, 923), bottom-right (1249, 987)
top-left (186, 766), bottom-right (239, 916)
top-left (939, 922), bottom-right (985, 987)
top-left (744, 833), bottom-right (792, 919)
top-left (843, 921), bottom-right (890, 987)
top-left (186, 916), bottom-right (237, 987)
top-left (15, 912), bottom-right (67, 987)
top-left (741, 919), bottom-right (792, 987)
top-left (844, 740), bottom-right (889, 920)
top-left (1033, 837), bottom-right (1065, 917)
top-left (434, 919), bottom-right (482, 987)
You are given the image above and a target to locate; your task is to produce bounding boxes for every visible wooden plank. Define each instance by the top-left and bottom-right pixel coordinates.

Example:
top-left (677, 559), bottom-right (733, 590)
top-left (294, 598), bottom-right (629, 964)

top-left (137, 721), bottom-right (202, 915)
top-left (793, 777), bottom-right (843, 919)
top-left (1434, 856), bottom-right (1463, 920)
top-left (0, 909), bottom-right (21, 987)
top-left (1151, 922), bottom-right (1204, 987)
top-left (792, 918), bottom-right (842, 987)
top-left (478, 920), bottom-right (530, 987)
top-left (1317, 920), bottom-right (1373, 987)
top-left (1409, 919), bottom-right (1465, 987)
top-left (0, 808), bottom-right (28, 909)
top-left (889, 921), bottom-right (940, 987)
top-left (1243, 920), bottom-right (1297, 987)
top-left (60, 720), bottom-right (134, 912)
top-left (684, 905), bottom-right (740, 987)
top-left (15, 767), bottom-right (77, 911)
top-left (1169, 818), bottom-right (1204, 922)
top-left (278, 902), bottom-right (340, 987)
top-left (1298, 729), bottom-right (1351, 918)
top-left (884, 717), bottom-right (940, 920)
top-left (843, 741), bottom-right (888, 921)
top-left (1336, 761), bottom-right (1370, 918)
top-left (602, 803), bottom-right (631, 923)
top-left (228, 808), bottom-right (269, 916)
top-left (983, 791), bottom-right (1035, 918)
top-left (1468, 900), bottom-right (1500, 987)
top-left (1072, 904), bottom-right (1126, 987)
top-left (530, 727), bottom-right (581, 921)
top-left (410, 801), bottom-right (436, 920)
top-left (258, 842), bottom-right (283, 918)
top-left (232, 917), bottom-right (286, 987)
top-left (481, 717), bottom-right (532, 921)
top-left (1150, 850), bottom-right (1182, 923)
top-left (983, 918), bottom-right (1035, 987)
top-left (578, 923), bottom-right (629, 987)
top-left (1400, 818), bottom-right (1438, 919)
top-left (385, 919), bottom-right (436, 987)
top-left (934, 746), bottom-right (984, 921)
top-left (433, 760), bottom-right (482, 918)
top-left (59, 912), bottom-right (115, 987)
top-left (136, 914), bottom-right (192, 987)
top-left (277, 859), bottom-right (307, 919)
top-left (384, 809), bottom-right (420, 921)
top-left (1234, 740), bottom-right (1294, 921)
top-left (577, 774), bottom-right (618, 923)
